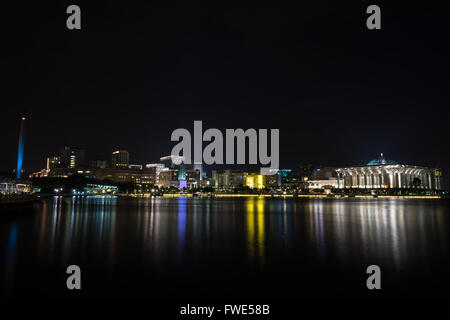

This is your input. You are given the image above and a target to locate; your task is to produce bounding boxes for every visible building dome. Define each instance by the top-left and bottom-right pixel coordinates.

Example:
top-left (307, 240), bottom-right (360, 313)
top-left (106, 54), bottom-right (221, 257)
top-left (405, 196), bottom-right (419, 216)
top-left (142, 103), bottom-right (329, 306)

top-left (367, 153), bottom-right (397, 166)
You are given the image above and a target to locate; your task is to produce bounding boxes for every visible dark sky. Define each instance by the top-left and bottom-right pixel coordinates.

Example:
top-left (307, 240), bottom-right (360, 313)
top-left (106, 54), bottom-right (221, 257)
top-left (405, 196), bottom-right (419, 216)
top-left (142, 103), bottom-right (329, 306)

top-left (2, 2), bottom-right (450, 180)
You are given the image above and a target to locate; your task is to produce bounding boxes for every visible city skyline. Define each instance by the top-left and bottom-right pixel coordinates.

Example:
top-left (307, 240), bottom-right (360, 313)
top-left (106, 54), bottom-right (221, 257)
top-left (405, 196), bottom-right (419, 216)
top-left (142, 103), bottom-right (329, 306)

top-left (2, 3), bottom-right (450, 180)
top-left (6, 129), bottom-right (445, 181)
top-left (3, 2), bottom-right (450, 308)
top-left (2, 117), bottom-right (448, 194)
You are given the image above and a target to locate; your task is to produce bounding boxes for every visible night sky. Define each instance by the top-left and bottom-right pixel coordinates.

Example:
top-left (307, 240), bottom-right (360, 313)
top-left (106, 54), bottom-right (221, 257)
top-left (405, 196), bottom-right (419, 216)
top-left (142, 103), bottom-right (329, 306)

top-left (2, 2), bottom-right (450, 181)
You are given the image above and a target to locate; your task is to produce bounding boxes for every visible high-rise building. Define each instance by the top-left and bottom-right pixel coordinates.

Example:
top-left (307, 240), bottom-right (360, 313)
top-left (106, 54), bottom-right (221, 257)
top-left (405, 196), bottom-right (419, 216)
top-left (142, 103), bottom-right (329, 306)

top-left (112, 150), bottom-right (130, 168)
top-left (60, 147), bottom-right (87, 169)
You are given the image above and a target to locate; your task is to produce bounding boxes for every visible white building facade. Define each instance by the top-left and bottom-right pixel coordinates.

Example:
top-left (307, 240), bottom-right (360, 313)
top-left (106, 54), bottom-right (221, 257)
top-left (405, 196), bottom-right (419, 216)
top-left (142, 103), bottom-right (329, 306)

top-left (334, 155), bottom-right (442, 190)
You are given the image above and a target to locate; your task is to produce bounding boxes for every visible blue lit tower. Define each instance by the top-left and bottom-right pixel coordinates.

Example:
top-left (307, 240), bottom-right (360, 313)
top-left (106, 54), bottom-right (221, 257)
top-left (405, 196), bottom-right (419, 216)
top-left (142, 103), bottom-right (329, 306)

top-left (16, 116), bottom-right (26, 180)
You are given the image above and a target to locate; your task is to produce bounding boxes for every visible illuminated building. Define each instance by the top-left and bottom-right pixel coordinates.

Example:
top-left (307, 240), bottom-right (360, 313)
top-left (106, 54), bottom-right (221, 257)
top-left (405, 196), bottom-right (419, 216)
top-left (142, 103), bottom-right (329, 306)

top-left (265, 174), bottom-right (278, 188)
top-left (48, 168), bottom-right (94, 179)
top-left (200, 178), bottom-right (213, 188)
top-left (83, 183), bottom-right (118, 195)
top-left (94, 168), bottom-right (155, 184)
top-left (185, 169), bottom-right (201, 188)
top-left (245, 174), bottom-right (266, 189)
top-left (29, 169), bottom-right (49, 178)
top-left (128, 164), bottom-right (143, 170)
top-left (302, 179), bottom-right (338, 189)
top-left (160, 155), bottom-right (187, 187)
top-left (112, 150), bottom-right (130, 168)
top-left (212, 170), bottom-right (245, 189)
top-left (60, 147), bottom-right (87, 169)
top-left (212, 170), bottom-right (226, 188)
top-left (0, 181), bottom-right (32, 195)
top-left (47, 156), bottom-right (61, 170)
top-left (28, 155), bottom-right (61, 178)
top-left (158, 169), bottom-right (179, 188)
top-left (0, 181), bottom-right (14, 195)
top-left (146, 163), bottom-right (165, 183)
top-left (335, 154), bottom-right (443, 190)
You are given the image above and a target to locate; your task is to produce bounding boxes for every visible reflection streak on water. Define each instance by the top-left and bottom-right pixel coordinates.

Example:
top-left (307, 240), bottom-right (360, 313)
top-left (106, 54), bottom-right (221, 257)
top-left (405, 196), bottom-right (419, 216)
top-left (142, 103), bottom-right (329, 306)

top-left (2, 196), bottom-right (449, 296)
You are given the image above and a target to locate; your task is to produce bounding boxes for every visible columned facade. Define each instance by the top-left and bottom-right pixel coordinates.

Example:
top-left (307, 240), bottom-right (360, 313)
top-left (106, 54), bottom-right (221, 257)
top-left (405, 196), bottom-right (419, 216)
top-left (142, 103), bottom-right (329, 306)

top-left (335, 165), bottom-right (442, 190)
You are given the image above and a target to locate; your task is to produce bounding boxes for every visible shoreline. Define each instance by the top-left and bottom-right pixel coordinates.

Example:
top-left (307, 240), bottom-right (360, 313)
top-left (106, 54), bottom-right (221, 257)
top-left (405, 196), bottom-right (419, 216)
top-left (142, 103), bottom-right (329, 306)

top-left (145, 193), bottom-right (444, 199)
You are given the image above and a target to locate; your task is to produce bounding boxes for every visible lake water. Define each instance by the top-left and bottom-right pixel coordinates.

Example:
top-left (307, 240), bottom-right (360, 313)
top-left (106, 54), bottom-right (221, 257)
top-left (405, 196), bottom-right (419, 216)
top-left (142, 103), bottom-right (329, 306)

top-left (1, 196), bottom-right (450, 301)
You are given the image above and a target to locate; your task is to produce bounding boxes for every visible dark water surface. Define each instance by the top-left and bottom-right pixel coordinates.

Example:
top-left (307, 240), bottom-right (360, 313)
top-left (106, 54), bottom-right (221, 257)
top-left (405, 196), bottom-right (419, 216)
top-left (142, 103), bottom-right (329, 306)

top-left (1, 196), bottom-right (450, 301)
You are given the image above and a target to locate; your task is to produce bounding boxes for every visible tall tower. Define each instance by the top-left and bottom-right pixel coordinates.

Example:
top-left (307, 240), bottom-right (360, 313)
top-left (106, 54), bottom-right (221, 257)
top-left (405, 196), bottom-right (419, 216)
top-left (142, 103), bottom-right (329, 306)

top-left (16, 116), bottom-right (26, 180)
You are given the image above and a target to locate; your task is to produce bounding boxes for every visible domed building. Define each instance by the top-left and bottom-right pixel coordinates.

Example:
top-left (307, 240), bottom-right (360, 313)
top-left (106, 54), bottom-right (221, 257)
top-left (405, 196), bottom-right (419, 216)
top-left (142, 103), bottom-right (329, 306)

top-left (366, 153), bottom-right (397, 166)
top-left (334, 153), bottom-right (442, 190)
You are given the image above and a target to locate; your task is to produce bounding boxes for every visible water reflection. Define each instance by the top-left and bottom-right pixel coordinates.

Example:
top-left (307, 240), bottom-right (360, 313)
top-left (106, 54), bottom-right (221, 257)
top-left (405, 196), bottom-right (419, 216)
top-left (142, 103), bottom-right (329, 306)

top-left (301, 199), bottom-right (449, 270)
top-left (3, 223), bottom-right (18, 296)
top-left (245, 198), bottom-right (267, 267)
top-left (178, 197), bottom-right (187, 257)
top-left (1, 197), bottom-right (449, 298)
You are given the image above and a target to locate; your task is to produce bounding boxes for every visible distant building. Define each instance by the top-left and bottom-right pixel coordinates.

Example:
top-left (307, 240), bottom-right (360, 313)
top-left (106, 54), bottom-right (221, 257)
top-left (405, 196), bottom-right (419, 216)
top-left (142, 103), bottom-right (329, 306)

top-left (29, 169), bottom-right (49, 178)
top-left (311, 167), bottom-right (335, 180)
top-left (128, 164), bottom-right (143, 170)
top-left (265, 174), bottom-right (278, 188)
top-left (212, 170), bottom-right (245, 189)
top-left (146, 163), bottom-right (165, 183)
top-left (47, 156), bottom-right (61, 170)
top-left (185, 169), bottom-right (201, 188)
top-left (302, 178), bottom-right (338, 189)
top-left (281, 169), bottom-right (300, 186)
top-left (83, 183), bottom-right (118, 195)
top-left (193, 162), bottom-right (204, 180)
top-left (48, 168), bottom-right (76, 178)
top-left (95, 167), bottom-right (155, 184)
top-left (29, 155), bottom-right (60, 178)
top-left (92, 159), bottom-right (107, 169)
top-left (158, 169), bottom-right (179, 188)
top-left (0, 180), bottom-right (32, 195)
top-left (48, 168), bottom-right (94, 179)
top-left (262, 169), bottom-right (297, 187)
top-left (245, 174), bottom-right (265, 189)
top-left (200, 178), bottom-right (213, 188)
top-left (335, 154), bottom-right (443, 190)
top-left (60, 147), bottom-right (87, 169)
top-left (112, 150), bottom-right (130, 168)
top-left (160, 155), bottom-right (190, 186)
